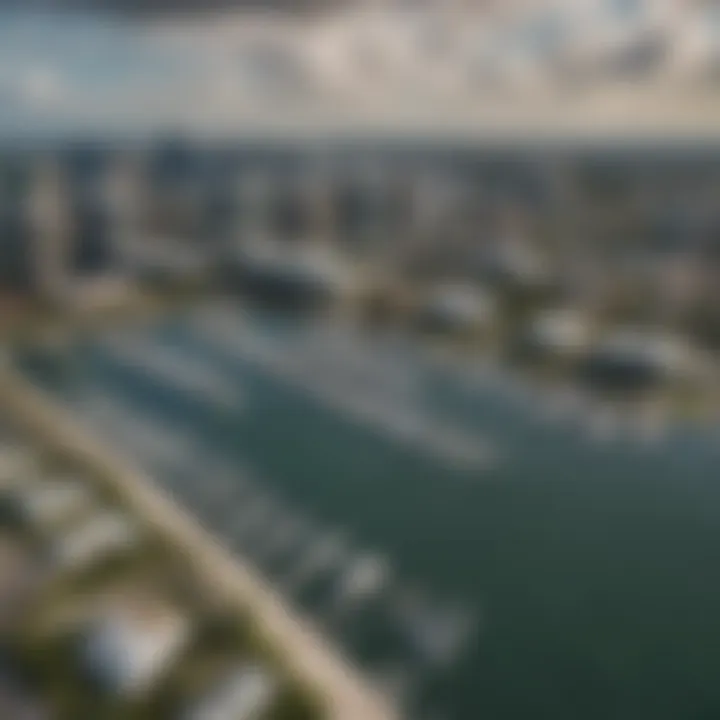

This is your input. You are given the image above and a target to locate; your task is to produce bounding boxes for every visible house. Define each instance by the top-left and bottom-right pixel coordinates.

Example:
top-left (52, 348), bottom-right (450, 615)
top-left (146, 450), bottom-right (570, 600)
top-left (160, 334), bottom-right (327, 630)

top-left (417, 283), bottom-right (496, 336)
top-left (4, 479), bottom-right (94, 533)
top-left (180, 664), bottom-right (278, 720)
top-left (58, 274), bottom-right (135, 316)
top-left (49, 511), bottom-right (140, 575)
top-left (80, 597), bottom-right (191, 698)
top-left (518, 309), bottom-right (591, 361)
top-left (475, 236), bottom-right (552, 291)
top-left (121, 238), bottom-right (212, 288)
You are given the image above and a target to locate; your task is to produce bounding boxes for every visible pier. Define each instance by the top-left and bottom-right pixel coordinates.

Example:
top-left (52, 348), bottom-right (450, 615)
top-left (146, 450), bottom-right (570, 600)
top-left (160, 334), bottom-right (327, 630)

top-left (0, 364), bottom-right (399, 720)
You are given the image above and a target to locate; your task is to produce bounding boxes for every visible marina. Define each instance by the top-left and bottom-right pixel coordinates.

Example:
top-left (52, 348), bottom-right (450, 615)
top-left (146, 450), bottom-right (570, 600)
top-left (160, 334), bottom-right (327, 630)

top-left (12, 300), bottom-right (720, 720)
top-left (98, 335), bottom-right (245, 411)
top-left (187, 306), bottom-right (499, 470)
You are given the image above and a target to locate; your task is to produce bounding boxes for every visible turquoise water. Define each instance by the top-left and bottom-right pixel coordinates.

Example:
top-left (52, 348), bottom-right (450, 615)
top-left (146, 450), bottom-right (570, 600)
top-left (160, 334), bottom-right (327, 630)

top-left (16, 303), bottom-right (720, 720)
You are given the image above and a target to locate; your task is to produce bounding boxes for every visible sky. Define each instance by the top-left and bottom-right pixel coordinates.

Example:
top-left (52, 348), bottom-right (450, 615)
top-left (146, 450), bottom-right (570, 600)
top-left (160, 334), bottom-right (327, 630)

top-left (0, 13), bottom-right (206, 137)
top-left (2, 2), bottom-right (720, 142)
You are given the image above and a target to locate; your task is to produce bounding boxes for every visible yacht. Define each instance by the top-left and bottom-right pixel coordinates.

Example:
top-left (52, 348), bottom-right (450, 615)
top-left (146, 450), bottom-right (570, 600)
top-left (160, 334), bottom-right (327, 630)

top-left (283, 530), bottom-right (349, 594)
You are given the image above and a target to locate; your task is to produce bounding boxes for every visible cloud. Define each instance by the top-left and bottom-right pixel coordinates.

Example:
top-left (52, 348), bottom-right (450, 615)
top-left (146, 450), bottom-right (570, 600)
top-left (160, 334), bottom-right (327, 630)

top-left (18, 65), bottom-right (66, 108)
top-left (0, 64), bottom-right (67, 118)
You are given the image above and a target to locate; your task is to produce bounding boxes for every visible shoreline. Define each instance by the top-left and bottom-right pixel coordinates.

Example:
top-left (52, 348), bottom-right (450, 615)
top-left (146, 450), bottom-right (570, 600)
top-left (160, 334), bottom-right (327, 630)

top-left (0, 365), bottom-right (399, 720)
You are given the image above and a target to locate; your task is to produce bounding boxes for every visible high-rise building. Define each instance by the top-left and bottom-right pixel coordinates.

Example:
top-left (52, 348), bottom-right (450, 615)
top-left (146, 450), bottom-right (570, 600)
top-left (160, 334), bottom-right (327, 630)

top-left (0, 160), bottom-right (34, 294)
top-left (0, 157), bottom-right (73, 301)
top-left (61, 147), bottom-right (118, 277)
top-left (29, 158), bottom-right (74, 302)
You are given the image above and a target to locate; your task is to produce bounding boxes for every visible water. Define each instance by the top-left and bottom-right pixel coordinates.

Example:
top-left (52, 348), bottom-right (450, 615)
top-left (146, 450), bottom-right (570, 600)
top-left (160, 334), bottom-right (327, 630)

top-left (14, 301), bottom-right (720, 720)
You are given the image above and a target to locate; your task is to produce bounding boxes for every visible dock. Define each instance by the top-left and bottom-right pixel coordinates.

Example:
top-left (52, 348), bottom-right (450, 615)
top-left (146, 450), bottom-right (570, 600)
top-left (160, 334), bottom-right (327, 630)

top-left (0, 364), bottom-right (400, 720)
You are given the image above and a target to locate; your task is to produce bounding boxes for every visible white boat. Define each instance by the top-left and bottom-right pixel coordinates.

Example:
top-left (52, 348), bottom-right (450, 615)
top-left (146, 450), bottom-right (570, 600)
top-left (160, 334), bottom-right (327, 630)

top-left (332, 553), bottom-right (391, 607)
top-left (191, 314), bottom-right (499, 470)
top-left (392, 591), bottom-right (479, 669)
top-left (99, 337), bottom-right (244, 411)
top-left (283, 530), bottom-right (348, 593)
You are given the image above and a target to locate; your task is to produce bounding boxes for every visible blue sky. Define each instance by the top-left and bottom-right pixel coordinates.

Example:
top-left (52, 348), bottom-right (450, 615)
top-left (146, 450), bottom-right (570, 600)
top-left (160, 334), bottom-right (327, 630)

top-left (1, 2), bottom-right (718, 141)
top-left (0, 13), bottom-right (198, 137)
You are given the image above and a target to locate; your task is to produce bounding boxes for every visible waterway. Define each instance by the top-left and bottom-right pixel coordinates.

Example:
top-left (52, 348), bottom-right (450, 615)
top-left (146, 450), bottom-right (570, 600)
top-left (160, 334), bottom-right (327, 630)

top-left (13, 300), bottom-right (720, 720)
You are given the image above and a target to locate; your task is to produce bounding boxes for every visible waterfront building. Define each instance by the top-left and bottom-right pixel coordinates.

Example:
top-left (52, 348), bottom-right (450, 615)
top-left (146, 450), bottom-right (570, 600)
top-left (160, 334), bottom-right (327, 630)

top-left (80, 597), bottom-right (191, 698)
top-left (146, 139), bottom-right (208, 243)
top-left (518, 308), bottom-right (592, 361)
top-left (0, 158), bottom-right (74, 301)
top-left (233, 171), bottom-right (276, 244)
top-left (122, 239), bottom-right (213, 290)
top-left (267, 175), bottom-right (313, 244)
top-left (180, 664), bottom-right (278, 720)
top-left (330, 161), bottom-right (393, 252)
top-left (476, 233), bottom-right (553, 291)
top-left (416, 282), bottom-right (496, 336)
top-left (103, 152), bottom-right (150, 244)
top-left (27, 159), bottom-right (75, 303)
top-left (0, 162), bottom-right (32, 294)
top-left (49, 511), bottom-right (140, 575)
top-left (3, 480), bottom-right (94, 535)
top-left (61, 145), bottom-right (121, 279)
top-left (229, 241), bottom-right (358, 309)
top-left (13, 149), bottom-right (134, 306)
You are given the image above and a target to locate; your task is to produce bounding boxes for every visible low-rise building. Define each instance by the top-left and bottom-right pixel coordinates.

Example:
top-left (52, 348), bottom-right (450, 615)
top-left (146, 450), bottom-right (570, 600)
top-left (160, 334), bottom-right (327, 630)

top-left (80, 597), bottom-right (191, 698)
top-left (417, 283), bottom-right (496, 336)
top-left (4, 479), bottom-right (94, 534)
top-left (518, 309), bottom-right (592, 361)
top-left (121, 238), bottom-right (213, 288)
top-left (181, 664), bottom-right (278, 720)
top-left (229, 241), bottom-right (357, 310)
top-left (579, 329), bottom-right (702, 392)
top-left (58, 275), bottom-right (135, 316)
top-left (475, 237), bottom-right (553, 291)
top-left (49, 511), bottom-right (140, 575)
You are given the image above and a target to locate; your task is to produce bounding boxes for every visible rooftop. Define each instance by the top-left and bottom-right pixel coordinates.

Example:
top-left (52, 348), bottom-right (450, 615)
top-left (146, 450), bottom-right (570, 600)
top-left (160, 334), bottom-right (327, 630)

top-left (82, 597), bottom-right (191, 697)
top-left (181, 663), bottom-right (278, 720)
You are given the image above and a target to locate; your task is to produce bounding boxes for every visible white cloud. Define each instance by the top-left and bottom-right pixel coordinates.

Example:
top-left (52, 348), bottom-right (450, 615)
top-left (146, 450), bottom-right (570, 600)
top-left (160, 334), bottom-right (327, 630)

top-left (18, 65), bottom-right (66, 109)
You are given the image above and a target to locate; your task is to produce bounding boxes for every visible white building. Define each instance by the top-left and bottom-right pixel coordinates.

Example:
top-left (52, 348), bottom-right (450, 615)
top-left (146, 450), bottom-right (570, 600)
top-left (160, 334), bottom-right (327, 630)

top-left (480, 237), bottom-right (552, 288)
top-left (524, 308), bottom-right (592, 357)
top-left (50, 511), bottom-right (140, 575)
top-left (181, 664), bottom-right (277, 720)
top-left (121, 237), bottom-right (213, 286)
top-left (81, 599), bottom-right (191, 698)
top-left (25, 159), bottom-right (73, 303)
top-left (58, 275), bottom-right (135, 316)
top-left (6, 479), bottom-right (94, 533)
top-left (420, 283), bottom-right (496, 334)
top-left (232, 241), bottom-right (358, 306)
